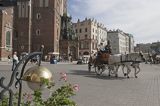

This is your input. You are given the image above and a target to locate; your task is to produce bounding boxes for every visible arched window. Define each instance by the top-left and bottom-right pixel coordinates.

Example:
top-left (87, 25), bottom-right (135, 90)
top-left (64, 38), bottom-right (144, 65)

top-left (36, 13), bottom-right (41, 19)
top-left (85, 34), bottom-right (88, 39)
top-left (83, 52), bottom-right (89, 55)
top-left (6, 31), bottom-right (11, 48)
top-left (36, 29), bottom-right (40, 35)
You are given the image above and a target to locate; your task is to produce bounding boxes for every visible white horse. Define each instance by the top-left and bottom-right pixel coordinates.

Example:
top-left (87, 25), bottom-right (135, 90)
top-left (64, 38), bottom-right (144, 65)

top-left (143, 53), bottom-right (153, 64)
top-left (121, 62), bottom-right (141, 78)
top-left (121, 53), bottom-right (153, 78)
top-left (108, 52), bottom-right (145, 78)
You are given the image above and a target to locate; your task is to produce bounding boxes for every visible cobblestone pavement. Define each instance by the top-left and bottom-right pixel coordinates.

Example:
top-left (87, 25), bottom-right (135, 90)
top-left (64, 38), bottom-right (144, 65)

top-left (0, 62), bottom-right (160, 106)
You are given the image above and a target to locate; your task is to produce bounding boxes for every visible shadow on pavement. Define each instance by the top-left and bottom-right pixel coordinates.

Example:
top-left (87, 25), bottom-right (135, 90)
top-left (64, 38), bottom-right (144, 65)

top-left (85, 75), bottom-right (126, 80)
top-left (68, 70), bottom-right (126, 80)
top-left (68, 70), bottom-right (95, 76)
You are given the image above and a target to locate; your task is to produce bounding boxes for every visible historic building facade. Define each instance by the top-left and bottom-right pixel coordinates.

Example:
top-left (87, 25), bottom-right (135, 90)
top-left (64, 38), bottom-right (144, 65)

top-left (126, 33), bottom-right (134, 53)
top-left (135, 41), bottom-right (160, 54)
top-left (13, 0), bottom-right (67, 57)
top-left (134, 43), bottom-right (152, 53)
top-left (73, 18), bottom-right (107, 58)
top-left (124, 33), bottom-right (130, 54)
top-left (0, 6), bottom-right (13, 61)
top-left (107, 29), bottom-right (134, 54)
top-left (97, 23), bottom-right (107, 46)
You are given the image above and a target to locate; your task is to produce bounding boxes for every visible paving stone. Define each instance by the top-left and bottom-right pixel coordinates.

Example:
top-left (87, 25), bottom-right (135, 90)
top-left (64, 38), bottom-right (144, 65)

top-left (0, 63), bottom-right (160, 106)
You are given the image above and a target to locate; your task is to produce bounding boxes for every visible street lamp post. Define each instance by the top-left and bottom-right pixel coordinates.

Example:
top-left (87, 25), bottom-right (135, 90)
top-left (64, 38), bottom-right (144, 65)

top-left (0, 47), bottom-right (53, 106)
top-left (0, 52), bottom-right (42, 106)
top-left (28, 0), bottom-right (32, 53)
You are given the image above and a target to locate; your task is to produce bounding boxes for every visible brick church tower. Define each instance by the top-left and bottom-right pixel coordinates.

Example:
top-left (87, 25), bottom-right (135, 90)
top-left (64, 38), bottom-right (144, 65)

top-left (13, 0), bottom-right (67, 57)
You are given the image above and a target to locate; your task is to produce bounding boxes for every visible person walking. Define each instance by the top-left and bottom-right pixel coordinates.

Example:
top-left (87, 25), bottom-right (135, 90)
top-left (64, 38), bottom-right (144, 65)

top-left (12, 51), bottom-right (19, 71)
top-left (39, 45), bottom-right (44, 52)
top-left (39, 44), bottom-right (44, 61)
top-left (8, 55), bottom-right (11, 63)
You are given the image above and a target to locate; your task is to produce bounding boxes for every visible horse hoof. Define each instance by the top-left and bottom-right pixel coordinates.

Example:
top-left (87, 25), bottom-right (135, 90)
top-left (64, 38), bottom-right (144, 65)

top-left (108, 74), bottom-right (111, 77)
top-left (135, 76), bottom-right (138, 78)
top-left (115, 75), bottom-right (118, 78)
top-left (127, 76), bottom-right (130, 78)
top-left (124, 73), bottom-right (127, 76)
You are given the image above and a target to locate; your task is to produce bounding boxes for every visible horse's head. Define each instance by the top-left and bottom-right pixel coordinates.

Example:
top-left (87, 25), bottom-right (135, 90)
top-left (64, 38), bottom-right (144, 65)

top-left (138, 52), bottom-right (146, 62)
top-left (129, 52), bottom-right (145, 62)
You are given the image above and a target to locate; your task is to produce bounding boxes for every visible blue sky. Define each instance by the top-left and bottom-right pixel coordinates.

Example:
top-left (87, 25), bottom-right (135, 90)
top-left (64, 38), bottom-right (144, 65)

top-left (68, 0), bottom-right (160, 44)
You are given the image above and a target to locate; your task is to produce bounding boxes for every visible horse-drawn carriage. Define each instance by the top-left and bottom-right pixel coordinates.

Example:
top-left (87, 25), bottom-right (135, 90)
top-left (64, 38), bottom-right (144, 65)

top-left (88, 51), bottom-right (146, 78)
top-left (88, 51), bottom-right (116, 76)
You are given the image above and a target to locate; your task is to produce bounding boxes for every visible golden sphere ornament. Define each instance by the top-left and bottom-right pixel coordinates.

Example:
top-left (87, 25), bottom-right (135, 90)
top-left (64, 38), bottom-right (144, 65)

top-left (22, 66), bottom-right (53, 91)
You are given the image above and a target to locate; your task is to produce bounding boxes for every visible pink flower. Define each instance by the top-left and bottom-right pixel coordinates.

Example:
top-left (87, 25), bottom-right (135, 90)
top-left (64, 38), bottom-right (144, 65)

top-left (73, 84), bottom-right (79, 92)
top-left (59, 72), bottom-right (67, 81)
top-left (23, 93), bottom-right (32, 102)
top-left (26, 94), bottom-right (32, 102)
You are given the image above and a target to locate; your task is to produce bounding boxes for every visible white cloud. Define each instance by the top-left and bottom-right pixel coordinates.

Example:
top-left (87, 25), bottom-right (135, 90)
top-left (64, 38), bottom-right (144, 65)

top-left (69, 0), bottom-right (160, 44)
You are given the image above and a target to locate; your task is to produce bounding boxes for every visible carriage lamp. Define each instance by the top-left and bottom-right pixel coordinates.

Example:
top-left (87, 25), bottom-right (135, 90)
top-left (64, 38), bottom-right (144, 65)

top-left (22, 66), bottom-right (53, 91)
top-left (0, 52), bottom-right (53, 106)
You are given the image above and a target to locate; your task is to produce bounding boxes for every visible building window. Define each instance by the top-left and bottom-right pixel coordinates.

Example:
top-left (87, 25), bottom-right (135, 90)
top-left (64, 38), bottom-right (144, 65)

top-left (21, 3), bottom-right (25, 17)
top-left (85, 28), bottom-right (87, 32)
top-left (36, 29), bottom-right (40, 35)
top-left (79, 29), bottom-right (82, 33)
top-left (25, 2), bottom-right (28, 17)
top-left (40, 0), bottom-right (43, 7)
top-left (36, 13), bottom-right (41, 19)
top-left (44, 0), bottom-right (49, 7)
top-left (17, 2), bottom-right (29, 18)
top-left (17, 2), bottom-right (21, 18)
top-left (22, 4), bottom-right (25, 8)
top-left (83, 51), bottom-right (89, 55)
top-left (76, 29), bottom-right (78, 33)
top-left (84, 41), bottom-right (89, 49)
top-left (85, 34), bottom-right (88, 39)
top-left (95, 43), bottom-right (97, 49)
top-left (81, 42), bottom-right (83, 49)
top-left (6, 31), bottom-right (11, 48)
top-left (92, 43), bottom-right (94, 49)
top-left (96, 36), bottom-right (98, 40)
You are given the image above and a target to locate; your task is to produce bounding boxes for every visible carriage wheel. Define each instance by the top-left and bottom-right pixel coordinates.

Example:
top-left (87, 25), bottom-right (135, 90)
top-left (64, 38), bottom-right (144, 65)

top-left (108, 65), bottom-right (116, 76)
top-left (95, 65), bottom-right (105, 75)
top-left (110, 68), bottom-right (116, 75)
